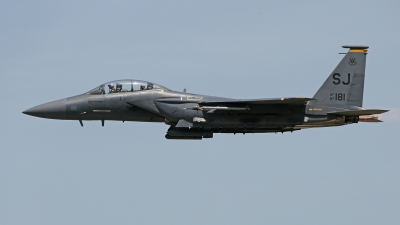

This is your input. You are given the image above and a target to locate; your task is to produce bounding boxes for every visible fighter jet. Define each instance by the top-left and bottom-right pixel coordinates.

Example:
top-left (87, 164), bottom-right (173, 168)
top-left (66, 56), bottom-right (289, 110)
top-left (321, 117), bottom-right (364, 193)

top-left (23, 45), bottom-right (388, 140)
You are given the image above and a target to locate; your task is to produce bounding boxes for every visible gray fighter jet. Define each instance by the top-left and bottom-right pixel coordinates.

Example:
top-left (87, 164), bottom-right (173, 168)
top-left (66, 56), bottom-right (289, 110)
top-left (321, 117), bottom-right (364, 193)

top-left (23, 45), bottom-right (388, 140)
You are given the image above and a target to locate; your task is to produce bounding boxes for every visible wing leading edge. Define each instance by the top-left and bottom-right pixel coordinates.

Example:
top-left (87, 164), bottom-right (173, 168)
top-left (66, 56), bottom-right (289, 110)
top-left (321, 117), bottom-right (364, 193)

top-left (198, 97), bottom-right (314, 105)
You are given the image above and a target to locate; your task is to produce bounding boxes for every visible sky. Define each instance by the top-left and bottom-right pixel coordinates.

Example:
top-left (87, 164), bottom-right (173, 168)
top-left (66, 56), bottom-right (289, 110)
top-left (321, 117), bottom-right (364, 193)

top-left (1, 1), bottom-right (400, 224)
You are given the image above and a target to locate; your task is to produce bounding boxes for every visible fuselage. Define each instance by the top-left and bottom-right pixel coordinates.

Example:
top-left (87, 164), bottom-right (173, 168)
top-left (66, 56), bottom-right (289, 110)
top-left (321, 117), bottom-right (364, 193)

top-left (23, 46), bottom-right (387, 139)
top-left (23, 79), bottom-right (350, 134)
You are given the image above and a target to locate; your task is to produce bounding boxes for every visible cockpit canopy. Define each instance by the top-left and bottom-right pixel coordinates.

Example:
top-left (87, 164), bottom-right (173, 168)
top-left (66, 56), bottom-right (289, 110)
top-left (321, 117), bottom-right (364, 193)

top-left (86, 79), bottom-right (170, 95)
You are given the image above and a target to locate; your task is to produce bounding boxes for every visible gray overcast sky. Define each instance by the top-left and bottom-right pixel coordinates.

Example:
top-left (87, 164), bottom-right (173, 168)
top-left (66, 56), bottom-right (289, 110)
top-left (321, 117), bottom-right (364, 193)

top-left (1, 1), bottom-right (400, 224)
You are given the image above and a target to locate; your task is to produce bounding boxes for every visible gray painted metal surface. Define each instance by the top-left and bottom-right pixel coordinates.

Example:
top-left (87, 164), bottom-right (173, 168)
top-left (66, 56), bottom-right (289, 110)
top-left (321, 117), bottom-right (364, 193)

top-left (23, 46), bottom-right (388, 140)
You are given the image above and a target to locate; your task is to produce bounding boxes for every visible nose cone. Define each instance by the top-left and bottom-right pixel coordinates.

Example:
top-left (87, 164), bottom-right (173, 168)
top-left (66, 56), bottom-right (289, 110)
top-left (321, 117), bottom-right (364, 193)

top-left (23, 98), bottom-right (67, 119)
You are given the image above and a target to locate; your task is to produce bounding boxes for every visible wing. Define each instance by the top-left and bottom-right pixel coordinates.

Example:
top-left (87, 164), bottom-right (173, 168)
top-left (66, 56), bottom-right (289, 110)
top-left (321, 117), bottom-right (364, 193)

top-left (198, 97), bottom-right (314, 105)
top-left (155, 97), bottom-right (313, 113)
top-left (156, 97), bottom-right (313, 105)
top-left (187, 97), bottom-right (313, 113)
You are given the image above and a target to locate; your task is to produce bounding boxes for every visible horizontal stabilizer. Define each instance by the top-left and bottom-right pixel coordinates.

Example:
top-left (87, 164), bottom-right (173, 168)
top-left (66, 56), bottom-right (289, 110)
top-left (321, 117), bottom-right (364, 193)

top-left (328, 109), bottom-right (389, 116)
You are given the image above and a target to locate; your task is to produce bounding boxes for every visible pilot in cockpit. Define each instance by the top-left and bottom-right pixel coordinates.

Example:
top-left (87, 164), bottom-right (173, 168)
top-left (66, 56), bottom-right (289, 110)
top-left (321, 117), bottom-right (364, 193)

top-left (108, 84), bottom-right (115, 93)
top-left (147, 82), bottom-right (154, 90)
top-left (116, 83), bottom-right (122, 92)
top-left (140, 85), bottom-right (145, 90)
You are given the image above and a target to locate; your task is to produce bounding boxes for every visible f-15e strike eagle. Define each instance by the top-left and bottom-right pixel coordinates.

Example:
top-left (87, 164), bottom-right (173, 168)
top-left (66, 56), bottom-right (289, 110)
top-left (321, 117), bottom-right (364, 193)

top-left (23, 45), bottom-right (388, 140)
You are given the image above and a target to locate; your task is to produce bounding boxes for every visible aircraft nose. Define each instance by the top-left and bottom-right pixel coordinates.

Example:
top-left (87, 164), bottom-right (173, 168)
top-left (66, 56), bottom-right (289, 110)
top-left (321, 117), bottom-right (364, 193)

top-left (23, 98), bottom-right (67, 119)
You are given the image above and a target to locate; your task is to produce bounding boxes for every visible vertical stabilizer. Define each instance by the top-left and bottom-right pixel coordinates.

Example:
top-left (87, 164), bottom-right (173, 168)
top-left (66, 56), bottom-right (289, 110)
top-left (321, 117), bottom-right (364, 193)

top-left (310, 45), bottom-right (368, 107)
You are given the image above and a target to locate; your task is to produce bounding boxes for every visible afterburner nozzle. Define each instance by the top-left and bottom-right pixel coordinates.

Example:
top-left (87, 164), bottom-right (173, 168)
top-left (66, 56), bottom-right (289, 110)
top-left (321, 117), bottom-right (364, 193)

top-left (359, 115), bottom-right (382, 122)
